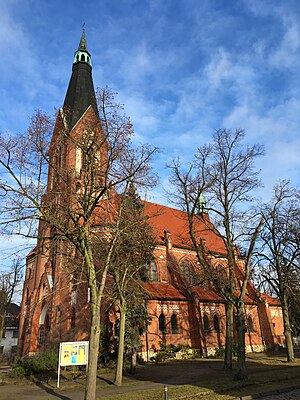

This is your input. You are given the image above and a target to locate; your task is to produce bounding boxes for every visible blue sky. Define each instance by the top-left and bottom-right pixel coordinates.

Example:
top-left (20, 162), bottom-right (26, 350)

top-left (1, 0), bottom-right (300, 265)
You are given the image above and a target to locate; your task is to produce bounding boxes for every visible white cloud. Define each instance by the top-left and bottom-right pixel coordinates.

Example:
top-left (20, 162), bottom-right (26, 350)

top-left (205, 48), bottom-right (232, 88)
top-left (269, 22), bottom-right (300, 68)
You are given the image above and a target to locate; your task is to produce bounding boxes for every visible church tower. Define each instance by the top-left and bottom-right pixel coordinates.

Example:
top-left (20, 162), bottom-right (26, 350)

top-left (18, 31), bottom-right (100, 355)
top-left (63, 29), bottom-right (98, 130)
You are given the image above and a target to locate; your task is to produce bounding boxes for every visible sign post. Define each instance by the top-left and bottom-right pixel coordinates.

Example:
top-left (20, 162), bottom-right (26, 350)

top-left (57, 341), bottom-right (89, 388)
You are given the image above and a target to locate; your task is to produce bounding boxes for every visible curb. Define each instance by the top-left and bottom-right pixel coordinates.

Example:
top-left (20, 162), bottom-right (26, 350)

top-left (232, 384), bottom-right (300, 400)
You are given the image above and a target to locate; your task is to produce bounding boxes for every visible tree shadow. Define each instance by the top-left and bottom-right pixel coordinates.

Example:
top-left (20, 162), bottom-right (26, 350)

top-left (123, 357), bottom-right (300, 398)
top-left (34, 381), bottom-right (75, 400)
top-left (97, 374), bottom-right (114, 385)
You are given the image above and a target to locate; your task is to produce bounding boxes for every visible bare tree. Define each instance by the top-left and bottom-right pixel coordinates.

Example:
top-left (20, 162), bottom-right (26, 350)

top-left (257, 180), bottom-right (300, 362)
top-left (0, 88), bottom-right (157, 400)
top-left (108, 182), bottom-right (155, 386)
top-left (0, 260), bottom-right (23, 340)
top-left (169, 128), bottom-right (263, 377)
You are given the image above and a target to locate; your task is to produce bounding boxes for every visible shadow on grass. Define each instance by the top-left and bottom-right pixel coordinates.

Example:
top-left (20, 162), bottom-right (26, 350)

top-left (120, 356), bottom-right (300, 399)
top-left (97, 374), bottom-right (114, 385)
top-left (35, 381), bottom-right (74, 400)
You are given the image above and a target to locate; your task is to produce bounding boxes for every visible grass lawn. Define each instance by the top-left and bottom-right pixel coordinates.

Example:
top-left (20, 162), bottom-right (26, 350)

top-left (92, 353), bottom-right (300, 400)
top-left (1, 351), bottom-right (300, 400)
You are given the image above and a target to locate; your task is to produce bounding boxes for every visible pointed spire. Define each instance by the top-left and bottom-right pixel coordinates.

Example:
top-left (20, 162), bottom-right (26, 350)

top-left (63, 29), bottom-right (98, 130)
top-left (78, 25), bottom-right (88, 52)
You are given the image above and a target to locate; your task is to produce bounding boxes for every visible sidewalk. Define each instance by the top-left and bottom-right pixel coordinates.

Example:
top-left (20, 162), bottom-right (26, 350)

top-left (0, 379), bottom-right (164, 400)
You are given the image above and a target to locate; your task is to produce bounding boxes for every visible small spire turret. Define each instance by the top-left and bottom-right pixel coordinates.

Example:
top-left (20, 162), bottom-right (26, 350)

top-left (197, 193), bottom-right (208, 214)
top-left (73, 27), bottom-right (92, 66)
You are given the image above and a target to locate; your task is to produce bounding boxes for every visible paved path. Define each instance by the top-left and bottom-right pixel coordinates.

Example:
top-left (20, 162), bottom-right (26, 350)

top-left (0, 380), bottom-right (164, 400)
top-left (259, 388), bottom-right (300, 399)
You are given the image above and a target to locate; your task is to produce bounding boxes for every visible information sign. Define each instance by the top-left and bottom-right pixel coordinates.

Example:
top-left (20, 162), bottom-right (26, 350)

top-left (57, 341), bottom-right (89, 388)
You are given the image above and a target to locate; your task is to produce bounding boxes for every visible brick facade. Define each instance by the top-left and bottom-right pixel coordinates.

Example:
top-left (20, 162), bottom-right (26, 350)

top-left (18, 32), bottom-right (285, 358)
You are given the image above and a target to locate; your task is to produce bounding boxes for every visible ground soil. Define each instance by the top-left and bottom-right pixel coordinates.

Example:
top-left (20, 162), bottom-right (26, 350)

top-left (0, 359), bottom-right (223, 400)
top-left (0, 353), bottom-right (299, 400)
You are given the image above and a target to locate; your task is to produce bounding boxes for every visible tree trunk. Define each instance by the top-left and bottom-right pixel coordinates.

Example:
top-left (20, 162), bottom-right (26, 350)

top-left (0, 314), bottom-right (5, 343)
top-left (235, 301), bottom-right (247, 380)
top-left (115, 303), bottom-right (126, 386)
top-left (282, 297), bottom-right (294, 362)
top-left (130, 348), bottom-right (137, 374)
top-left (85, 301), bottom-right (101, 400)
top-left (224, 301), bottom-right (233, 369)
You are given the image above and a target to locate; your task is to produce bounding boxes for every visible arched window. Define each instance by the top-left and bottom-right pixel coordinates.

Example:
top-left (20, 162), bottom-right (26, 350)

top-left (158, 313), bottom-right (166, 334)
top-left (203, 315), bottom-right (210, 331)
top-left (247, 316), bottom-right (254, 332)
top-left (75, 147), bottom-right (83, 177)
top-left (146, 259), bottom-right (158, 281)
top-left (215, 264), bottom-right (228, 287)
top-left (39, 304), bottom-right (48, 325)
top-left (81, 54), bottom-right (85, 62)
top-left (42, 283), bottom-right (46, 297)
top-left (71, 307), bottom-right (76, 329)
top-left (213, 315), bottom-right (220, 332)
top-left (171, 314), bottom-right (178, 334)
top-left (180, 259), bottom-right (195, 286)
top-left (27, 265), bottom-right (32, 279)
top-left (56, 306), bottom-right (61, 323)
top-left (38, 326), bottom-right (44, 346)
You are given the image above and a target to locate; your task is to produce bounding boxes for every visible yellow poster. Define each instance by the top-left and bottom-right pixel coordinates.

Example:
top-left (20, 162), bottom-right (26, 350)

top-left (59, 341), bottom-right (89, 366)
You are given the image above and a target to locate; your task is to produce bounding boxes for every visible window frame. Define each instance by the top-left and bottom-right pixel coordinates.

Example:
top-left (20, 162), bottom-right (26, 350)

top-left (171, 313), bottom-right (179, 334)
top-left (158, 313), bottom-right (166, 334)
top-left (146, 259), bottom-right (158, 282)
top-left (203, 314), bottom-right (210, 331)
top-left (213, 315), bottom-right (220, 332)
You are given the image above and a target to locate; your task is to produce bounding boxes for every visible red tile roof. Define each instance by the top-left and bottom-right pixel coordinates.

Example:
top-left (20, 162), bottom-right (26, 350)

top-left (144, 201), bottom-right (227, 254)
top-left (192, 286), bottom-right (224, 302)
top-left (144, 282), bottom-right (186, 300)
top-left (260, 293), bottom-right (281, 306)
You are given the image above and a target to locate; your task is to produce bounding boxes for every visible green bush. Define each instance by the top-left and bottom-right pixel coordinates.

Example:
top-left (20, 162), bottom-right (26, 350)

top-left (11, 348), bottom-right (58, 379)
top-left (177, 343), bottom-right (192, 359)
top-left (9, 365), bottom-right (25, 379)
top-left (232, 343), bottom-right (238, 357)
top-left (214, 347), bottom-right (225, 358)
top-left (155, 343), bottom-right (193, 363)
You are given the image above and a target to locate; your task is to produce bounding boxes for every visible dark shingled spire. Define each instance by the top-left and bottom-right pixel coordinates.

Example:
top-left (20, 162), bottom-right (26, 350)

top-left (78, 29), bottom-right (88, 52)
top-left (63, 30), bottom-right (98, 130)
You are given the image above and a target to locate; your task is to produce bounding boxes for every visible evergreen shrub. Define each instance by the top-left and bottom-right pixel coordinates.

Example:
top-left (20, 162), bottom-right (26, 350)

top-left (11, 348), bottom-right (58, 379)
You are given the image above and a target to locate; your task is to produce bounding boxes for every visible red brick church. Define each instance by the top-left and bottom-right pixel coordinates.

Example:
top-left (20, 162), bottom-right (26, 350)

top-left (18, 32), bottom-right (284, 358)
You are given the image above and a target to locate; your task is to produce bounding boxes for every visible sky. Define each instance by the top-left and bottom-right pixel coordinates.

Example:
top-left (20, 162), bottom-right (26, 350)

top-left (1, 0), bottom-right (300, 268)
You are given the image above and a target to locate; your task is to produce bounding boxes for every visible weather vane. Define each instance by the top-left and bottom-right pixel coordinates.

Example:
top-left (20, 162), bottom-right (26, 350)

top-left (82, 22), bottom-right (85, 32)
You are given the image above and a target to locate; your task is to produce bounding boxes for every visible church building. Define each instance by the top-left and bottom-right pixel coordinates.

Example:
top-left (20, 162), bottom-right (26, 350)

top-left (18, 32), bottom-right (284, 359)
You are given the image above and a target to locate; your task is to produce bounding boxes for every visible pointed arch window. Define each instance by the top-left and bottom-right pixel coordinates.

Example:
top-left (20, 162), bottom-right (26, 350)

top-left (81, 54), bottom-right (85, 62)
top-left (146, 259), bottom-right (158, 282)
top-left (75, 147), bottom-right (82, 177)
top-left (247, 316), bottom-right (254, 332)
top-left (158, 313), bottom-right (166, 334)
top-left (180, 259), bottom-right (195, 286)
top-left (216, 264), bottom-right (228, 285)
top-left (38, 326), bottom-right (44, 346)
top-left (213, 315), bottom-right (220, 332)
top-left (42, 283), bottom-right (46, 298)
top-left (71, 307), bottom-right (76, 329)
top-left (171, 314), bottom-right (179, 334)
top-left (203, 315), bottom-right (210, 331)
